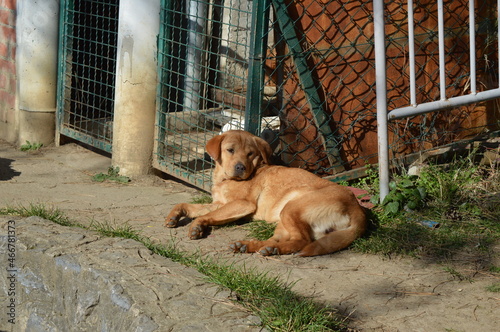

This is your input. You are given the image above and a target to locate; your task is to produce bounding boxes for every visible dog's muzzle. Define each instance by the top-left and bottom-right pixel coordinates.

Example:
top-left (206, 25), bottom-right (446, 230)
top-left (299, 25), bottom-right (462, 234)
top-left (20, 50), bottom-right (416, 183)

top-left (234, 162), bottom-right (246, 177)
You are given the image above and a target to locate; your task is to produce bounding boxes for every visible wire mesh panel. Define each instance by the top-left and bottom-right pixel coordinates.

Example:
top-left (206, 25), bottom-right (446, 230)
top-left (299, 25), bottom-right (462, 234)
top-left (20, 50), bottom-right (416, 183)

top-left (260, 0), bottom-right (499, 178)
top-left (155, 0), bottom-right (257, 190)
top-left (57, 0), bottom-right (120, 153)
top-left (384, 0), bottom-right (499, 156)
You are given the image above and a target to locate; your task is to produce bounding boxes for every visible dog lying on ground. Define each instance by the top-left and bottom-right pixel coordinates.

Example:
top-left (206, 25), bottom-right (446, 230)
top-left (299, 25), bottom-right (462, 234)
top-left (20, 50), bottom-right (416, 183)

top-left (165, 130), bottom-right (367, 256)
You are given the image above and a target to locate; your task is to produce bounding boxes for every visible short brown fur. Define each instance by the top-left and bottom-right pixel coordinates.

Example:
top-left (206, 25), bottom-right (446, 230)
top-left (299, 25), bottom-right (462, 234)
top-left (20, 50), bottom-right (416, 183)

top-left (165, 130), bottom-right (367, 256)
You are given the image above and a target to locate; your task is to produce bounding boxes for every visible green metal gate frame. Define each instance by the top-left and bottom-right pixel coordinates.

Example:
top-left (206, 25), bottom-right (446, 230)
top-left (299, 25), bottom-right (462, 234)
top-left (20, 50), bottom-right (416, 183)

top-left (56, 0), bottom-right (120, 153)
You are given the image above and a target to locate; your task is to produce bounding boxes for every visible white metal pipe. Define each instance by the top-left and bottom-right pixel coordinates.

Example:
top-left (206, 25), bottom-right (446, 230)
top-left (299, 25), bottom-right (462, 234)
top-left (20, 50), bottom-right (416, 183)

top-left (437, 0), bottom-right (446, 100)
top-left (388, 88), bottom-right (500, 119)
top-left (408, 0), bottom-right (417, 106)
top-left (373, 0), bottom-right (390, 201)
top-left (469, 0), bottom-right (476, 94)
top-left (184, 0), bottom-right (207, 112)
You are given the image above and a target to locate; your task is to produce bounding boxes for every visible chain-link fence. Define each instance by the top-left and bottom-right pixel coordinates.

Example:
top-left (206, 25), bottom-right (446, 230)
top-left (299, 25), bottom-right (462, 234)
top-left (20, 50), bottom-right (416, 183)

top-left (155, 0), bottom-right (499, 190)
top-left (57, 0), bottom-right (120, 153)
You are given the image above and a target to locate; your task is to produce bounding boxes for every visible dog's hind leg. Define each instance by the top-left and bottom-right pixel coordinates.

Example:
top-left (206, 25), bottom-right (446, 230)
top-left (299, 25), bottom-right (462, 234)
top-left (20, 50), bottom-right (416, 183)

top-left (229, 201), bottom-right (314, 255)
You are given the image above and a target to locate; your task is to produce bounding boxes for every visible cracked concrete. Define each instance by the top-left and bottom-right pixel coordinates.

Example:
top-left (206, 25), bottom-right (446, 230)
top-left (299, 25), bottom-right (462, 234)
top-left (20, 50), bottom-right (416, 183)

top-left (0, 216), bottom-right (263, 331)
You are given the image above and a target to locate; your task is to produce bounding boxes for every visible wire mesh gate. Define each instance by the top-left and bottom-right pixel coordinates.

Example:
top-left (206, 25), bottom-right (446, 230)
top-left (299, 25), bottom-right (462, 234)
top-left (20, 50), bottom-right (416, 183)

top-left (155, 0), bottom-right (258, 190)
top-left (155, 0), bottom-right (499, 191)
top-left (57, 0), bottom-right (120, 153)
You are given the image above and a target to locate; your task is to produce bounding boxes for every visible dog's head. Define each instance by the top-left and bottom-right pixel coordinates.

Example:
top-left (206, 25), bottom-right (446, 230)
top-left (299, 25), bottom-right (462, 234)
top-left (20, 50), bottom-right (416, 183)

top-left (206, 130), bottom-right (272, 181)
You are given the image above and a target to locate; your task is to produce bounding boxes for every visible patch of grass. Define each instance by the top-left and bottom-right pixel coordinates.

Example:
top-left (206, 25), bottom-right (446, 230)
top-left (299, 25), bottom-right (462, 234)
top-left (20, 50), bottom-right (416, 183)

top-left (88, 220), bottom-right (142, 242)
top-left (489, 266), bottom-right (500, 273)
top-left (191, 194), bottom-right (213, 204)
top-left (443, 266), bottom-right (474, 283)
top-left (352, 149), bottom-right (499, 261)
top-left (1, 204), bottom-right (345, 331)
top-left (196, 262), bottom-right (342, 331)
top-left (486, 283), bottom-right (500, 292)
top-left (0, 203), bottom-right (76, 227)
top-left (92, 167), bottom-right (130, 183)
top-left (20, 140), bottom-right (43, 151)
top-left (245, 219), bottom-right (276, 240)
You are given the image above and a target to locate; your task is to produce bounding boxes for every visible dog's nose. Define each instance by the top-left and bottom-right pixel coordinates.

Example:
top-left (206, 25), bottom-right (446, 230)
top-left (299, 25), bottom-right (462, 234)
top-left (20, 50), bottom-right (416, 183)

top-left (234, 163), bottom-right (246, 175)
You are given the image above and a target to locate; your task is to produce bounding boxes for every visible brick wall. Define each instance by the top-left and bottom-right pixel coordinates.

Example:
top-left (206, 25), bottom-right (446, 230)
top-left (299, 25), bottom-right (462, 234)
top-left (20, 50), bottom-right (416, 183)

top-left (0, 0), bottom-right (16, 130)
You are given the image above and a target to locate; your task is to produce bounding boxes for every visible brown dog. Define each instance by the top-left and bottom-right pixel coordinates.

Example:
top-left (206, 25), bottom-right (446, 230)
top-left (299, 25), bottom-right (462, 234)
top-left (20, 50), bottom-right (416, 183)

top-left (165, 130), bottom-right (367, 256)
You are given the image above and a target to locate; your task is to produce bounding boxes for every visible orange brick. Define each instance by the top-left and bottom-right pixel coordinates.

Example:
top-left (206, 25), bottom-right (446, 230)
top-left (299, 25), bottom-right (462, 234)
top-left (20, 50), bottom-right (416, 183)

top-left (0, 9), bottom-right (12, 25)
top-left (0, 57), bottom-right (15, 73)
top-left (0, 73), bottom-right (7, 90)
top-left (0, 90), bottom-right (15, 108)
top-left (0, 41), bottom-right (8, 58)
top-left (0, 0), bottom-right (17, 11)
top-left (1, 25), bottom-right (15, 42)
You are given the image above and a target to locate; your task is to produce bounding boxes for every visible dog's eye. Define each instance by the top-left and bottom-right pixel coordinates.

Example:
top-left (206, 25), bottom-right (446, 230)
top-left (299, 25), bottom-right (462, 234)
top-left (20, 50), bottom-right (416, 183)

top-left (227, 148), bottom-right (234, 154)
top-left (247, 152), bottom-right (253, 157)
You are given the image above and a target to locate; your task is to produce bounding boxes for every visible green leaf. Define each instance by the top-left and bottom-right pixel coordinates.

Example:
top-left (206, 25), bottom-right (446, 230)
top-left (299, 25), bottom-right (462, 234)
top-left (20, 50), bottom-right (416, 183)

top-left (114, 175), bottom-right (131, 183)
top-left (417, 186), bottom-right (427, 199)
top-left (370, 194), bottom-right (380, 205)
top-left (406, 200), bottom-right (418, 210)
top-left (385, 201), bottom-right (400, 214)
top-left (389, 181), bottom-right (397, 190)
top-left (92, 173), bottom-right (107, 182)
top-left (400, 179), bottom-right (415, 188)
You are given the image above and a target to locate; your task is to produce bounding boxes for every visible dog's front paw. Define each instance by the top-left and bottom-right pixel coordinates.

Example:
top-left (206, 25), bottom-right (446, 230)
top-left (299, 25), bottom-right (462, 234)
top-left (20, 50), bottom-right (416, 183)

top-left (164, 217), bottom-right (178, 228)
top-left (188, 224), bottom-right (206, 239)
top-left (258, 246), bottom-right (279, 256)
top-left (229, 241), bottom-right (248, 253)
top-left (164, 203), bottom-right (188, 228)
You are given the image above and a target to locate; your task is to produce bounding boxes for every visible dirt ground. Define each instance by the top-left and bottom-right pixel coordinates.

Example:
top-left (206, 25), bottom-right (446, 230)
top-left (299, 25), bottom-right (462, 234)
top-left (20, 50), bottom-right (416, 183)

top-left (1, 139), bottom-right (499, 331)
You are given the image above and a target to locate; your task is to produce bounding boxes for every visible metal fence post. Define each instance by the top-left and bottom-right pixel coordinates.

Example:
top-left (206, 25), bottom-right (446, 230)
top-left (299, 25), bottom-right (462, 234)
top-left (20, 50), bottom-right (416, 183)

top-left (245, 0), bottom-right (270, 135)
top-left (373, 0), bottom-right (390, 202)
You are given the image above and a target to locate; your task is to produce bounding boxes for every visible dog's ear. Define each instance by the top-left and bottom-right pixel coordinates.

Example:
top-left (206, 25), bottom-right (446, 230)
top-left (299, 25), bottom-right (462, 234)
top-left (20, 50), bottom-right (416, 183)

top-left (253, 136), bottom-right (273, 165)
top-left (206, 134), bottom-right (224, 161)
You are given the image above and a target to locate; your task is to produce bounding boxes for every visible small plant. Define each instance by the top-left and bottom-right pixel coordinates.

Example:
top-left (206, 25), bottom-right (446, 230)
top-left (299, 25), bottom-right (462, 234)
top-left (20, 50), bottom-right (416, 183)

top-left (377, 175), bottom-right (427, 215)
top-left (20, 140), bottom-right (43, 151)
top-left (486, 283), bottom-right (500, 292)
top-left (443, 267), bottom-right (474, 283)
top-left (92, 166), bottom-right (130, 183)
top-left (489, 266), bottom-right (500, 273)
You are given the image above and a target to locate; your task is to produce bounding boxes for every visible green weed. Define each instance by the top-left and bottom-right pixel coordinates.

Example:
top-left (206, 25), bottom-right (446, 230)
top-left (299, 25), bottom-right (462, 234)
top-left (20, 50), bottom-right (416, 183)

top-left (443, 266), bottom-right (474, 283)
top-left (352, 149), bottom-right (499, 261)
top-left (20, 141), bottom-right (43, 151)
top-left (486, 283), bottom-right (500, 292)
top-left (92, 166), bottom-right (130, 183)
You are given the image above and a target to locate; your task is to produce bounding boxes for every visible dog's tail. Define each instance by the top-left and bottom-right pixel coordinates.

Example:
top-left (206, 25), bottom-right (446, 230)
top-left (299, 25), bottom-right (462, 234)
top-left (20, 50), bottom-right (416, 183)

top-left (297, 207), bottom-right (367, 257)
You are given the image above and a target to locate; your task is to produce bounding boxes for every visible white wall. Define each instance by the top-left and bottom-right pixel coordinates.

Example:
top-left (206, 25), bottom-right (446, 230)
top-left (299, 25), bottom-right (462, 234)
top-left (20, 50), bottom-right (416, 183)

top-left (16, 0), bottom-right (59, 145)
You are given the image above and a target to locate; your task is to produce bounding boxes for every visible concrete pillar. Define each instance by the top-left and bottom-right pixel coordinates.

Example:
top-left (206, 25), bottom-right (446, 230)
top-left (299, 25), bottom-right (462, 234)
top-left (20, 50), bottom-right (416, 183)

top-left (111, 0), bottom-right (160, 177)
top-left (16, 0), bottom-right (59, 146)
